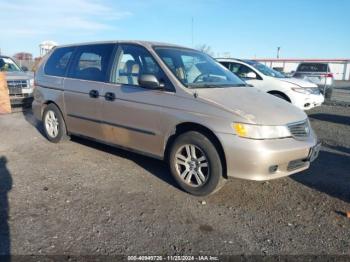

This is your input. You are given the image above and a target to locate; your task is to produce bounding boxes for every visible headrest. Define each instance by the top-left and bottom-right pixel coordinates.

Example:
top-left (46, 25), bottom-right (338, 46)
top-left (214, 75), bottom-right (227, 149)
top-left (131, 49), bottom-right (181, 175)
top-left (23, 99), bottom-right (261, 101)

top-left (125, 60), bottom-right (139, 74)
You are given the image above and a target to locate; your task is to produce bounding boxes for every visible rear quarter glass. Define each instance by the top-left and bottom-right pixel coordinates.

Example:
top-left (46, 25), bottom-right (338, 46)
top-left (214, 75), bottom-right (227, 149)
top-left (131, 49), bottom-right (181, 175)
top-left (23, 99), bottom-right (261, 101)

top-left (44, 47), bottom-right (75, 77)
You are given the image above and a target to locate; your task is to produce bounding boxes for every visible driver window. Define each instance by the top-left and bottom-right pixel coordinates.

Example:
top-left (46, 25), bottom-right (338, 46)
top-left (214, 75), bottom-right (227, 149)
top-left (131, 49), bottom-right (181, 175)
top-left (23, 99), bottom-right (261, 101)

top-left (236, 64), bottom-right (257, 79)
top-left (228, 63), bottom-right (240, 74)
top-left (115, 53), bottom-right (138, 85)
top-left (112, 44), bottom-right (171, 89)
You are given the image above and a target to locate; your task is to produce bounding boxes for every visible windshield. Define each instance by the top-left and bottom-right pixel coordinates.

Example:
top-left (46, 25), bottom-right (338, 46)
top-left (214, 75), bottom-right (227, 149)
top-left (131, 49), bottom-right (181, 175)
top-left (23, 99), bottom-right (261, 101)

top-left (245, 60), bottom-right (286, 78)
top-left (154, 47), bottom-right (246, 88)
top-left (297, 63), bottom-right (329, 72)
top-left (0, 57), bottom-right (22, 72)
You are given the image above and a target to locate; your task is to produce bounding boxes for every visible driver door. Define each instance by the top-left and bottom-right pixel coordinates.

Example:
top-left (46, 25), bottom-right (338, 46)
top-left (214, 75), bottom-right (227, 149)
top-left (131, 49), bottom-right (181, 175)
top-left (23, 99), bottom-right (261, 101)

top-left (100, 44), bottom-right (174, 157)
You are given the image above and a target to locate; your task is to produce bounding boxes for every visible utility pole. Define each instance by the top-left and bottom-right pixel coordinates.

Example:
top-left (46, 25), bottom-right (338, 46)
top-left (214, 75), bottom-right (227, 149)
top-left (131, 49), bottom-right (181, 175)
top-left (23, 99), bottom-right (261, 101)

top-left (277, 46), bottom-right (281, 59)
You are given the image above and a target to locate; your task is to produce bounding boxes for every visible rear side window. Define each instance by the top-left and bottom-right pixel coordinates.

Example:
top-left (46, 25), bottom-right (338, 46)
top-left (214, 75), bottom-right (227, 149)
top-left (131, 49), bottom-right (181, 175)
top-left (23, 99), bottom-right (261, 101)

top-left (44, 47), bottom-right (74, 76)
top-left (297, 63), bottom-right (330, 72)
top-left (68, 44), bottom-right (115, 82)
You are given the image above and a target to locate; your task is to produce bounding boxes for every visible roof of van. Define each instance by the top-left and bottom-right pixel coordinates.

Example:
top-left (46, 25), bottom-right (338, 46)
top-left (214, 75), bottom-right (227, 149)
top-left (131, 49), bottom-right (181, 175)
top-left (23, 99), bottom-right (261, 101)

top-left (56, 40), bottom-right (190, 49)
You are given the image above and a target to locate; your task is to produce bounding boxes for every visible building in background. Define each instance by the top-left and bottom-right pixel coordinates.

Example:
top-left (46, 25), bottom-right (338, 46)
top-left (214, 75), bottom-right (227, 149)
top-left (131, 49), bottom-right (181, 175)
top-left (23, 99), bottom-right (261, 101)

top-left (39, 40), bottom-right (57, 56)
top-left (255, 58), bottom-right (350, 81)
top-left (14, 52), bottom-right (33, 61)
top-left (13, 52), bottom-right (34, 71)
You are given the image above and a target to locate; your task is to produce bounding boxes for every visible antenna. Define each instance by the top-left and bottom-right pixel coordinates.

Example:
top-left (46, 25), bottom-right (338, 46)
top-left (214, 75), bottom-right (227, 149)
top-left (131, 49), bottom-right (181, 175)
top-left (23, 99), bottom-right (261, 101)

top-left (191, 17), bottom-right (194, 47)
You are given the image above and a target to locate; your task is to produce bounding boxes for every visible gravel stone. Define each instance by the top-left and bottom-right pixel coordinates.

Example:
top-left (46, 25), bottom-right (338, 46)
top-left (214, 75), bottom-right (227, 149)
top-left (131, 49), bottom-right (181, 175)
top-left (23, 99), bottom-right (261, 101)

top-left (0, 105), bottom-right (349, 255)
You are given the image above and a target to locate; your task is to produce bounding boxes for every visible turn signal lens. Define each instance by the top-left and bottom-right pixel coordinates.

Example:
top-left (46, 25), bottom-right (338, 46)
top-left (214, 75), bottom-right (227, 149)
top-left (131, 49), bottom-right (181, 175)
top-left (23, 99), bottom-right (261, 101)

top-left (233, 123), bottom-right (247, 137)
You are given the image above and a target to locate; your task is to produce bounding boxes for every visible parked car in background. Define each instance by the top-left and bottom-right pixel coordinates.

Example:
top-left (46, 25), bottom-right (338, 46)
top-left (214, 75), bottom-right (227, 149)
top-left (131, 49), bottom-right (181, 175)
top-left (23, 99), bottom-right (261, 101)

top-left (33, 41), bottom-right (320, 196)
top-left (292, 62), bottom-right (333, 99)
top-left (0, 55), bottom-right (34, 108)
top-left (217, 58), bottom-right (324, 111)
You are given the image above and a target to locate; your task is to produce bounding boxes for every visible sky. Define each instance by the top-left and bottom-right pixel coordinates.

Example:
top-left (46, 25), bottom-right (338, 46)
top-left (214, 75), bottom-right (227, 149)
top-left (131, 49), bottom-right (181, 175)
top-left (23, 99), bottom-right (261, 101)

top-left (0, 0), bottom-right (349, 58)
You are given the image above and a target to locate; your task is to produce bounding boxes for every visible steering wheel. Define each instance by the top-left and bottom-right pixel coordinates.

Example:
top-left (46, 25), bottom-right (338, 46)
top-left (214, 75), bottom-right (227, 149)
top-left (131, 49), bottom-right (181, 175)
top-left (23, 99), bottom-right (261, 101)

top-left (193, 73), bottom-right (210, 83)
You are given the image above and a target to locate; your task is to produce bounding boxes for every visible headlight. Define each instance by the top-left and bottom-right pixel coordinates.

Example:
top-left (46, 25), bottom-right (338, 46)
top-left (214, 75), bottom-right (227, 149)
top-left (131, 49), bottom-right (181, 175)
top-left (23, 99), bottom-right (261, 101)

top-left (232, 123), bottom-right (291, 139)
top-left (291, 87), bottom-right (312, 94)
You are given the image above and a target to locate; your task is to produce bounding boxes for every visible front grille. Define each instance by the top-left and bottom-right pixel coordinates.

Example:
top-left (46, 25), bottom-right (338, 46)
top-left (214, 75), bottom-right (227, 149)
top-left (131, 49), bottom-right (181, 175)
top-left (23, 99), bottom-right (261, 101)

top-left (288, 120), bottom-right (310, 139)
top-left (7, 80), bottom-right (28, 95)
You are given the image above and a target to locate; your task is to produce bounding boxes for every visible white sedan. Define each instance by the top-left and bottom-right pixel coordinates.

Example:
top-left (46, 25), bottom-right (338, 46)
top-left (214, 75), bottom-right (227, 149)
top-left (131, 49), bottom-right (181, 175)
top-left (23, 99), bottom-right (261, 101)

top-left (217, 58), bottom-right (324, 110)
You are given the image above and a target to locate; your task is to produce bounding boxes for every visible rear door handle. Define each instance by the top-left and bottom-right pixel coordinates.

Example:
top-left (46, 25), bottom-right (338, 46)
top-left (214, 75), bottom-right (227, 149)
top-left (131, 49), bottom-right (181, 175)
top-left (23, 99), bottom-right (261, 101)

top-left (105, 92), bottom-right (115, 101)
top-left (89, 89), bottom-right (99, 98)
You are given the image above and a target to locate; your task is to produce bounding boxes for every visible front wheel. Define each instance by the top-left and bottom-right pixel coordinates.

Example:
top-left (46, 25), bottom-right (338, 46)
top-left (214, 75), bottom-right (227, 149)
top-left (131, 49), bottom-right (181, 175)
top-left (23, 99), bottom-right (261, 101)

top-left (169, 131), bottom-right (226, 196)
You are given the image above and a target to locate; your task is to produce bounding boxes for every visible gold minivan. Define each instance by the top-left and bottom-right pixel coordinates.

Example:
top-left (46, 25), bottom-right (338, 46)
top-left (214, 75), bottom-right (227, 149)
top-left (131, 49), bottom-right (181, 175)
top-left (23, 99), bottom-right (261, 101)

top-left (33, 41), bottom-right (320, 195)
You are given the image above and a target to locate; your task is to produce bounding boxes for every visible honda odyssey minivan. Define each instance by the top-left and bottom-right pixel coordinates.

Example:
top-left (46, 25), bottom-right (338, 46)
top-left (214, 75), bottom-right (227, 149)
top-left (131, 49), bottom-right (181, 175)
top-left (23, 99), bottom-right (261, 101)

top-left (33, 41), bottom-right (320, 196)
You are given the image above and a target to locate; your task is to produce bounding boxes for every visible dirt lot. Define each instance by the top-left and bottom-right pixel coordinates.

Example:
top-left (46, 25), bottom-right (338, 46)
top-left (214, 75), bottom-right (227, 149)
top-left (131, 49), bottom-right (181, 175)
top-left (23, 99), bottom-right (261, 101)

top-left (0, 104), bottom-right (349, 256)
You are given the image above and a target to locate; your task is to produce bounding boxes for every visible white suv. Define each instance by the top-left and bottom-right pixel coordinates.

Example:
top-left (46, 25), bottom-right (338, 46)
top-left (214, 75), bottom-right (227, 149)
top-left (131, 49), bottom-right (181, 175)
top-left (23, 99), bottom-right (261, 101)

top-left (217, 58), bottom-right (324, 110)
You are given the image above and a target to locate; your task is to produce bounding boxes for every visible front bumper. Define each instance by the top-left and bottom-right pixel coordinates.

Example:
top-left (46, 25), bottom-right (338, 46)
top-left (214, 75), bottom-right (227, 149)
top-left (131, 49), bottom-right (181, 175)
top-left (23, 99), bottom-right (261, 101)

top-left (288, 91), bottom-right (325, 111)
top-left (217, 133), bottom-right (318, 181)
top-left (9, 94), bottom-right (33, 107)
top-left (8, 87), bottom-right (34, 107)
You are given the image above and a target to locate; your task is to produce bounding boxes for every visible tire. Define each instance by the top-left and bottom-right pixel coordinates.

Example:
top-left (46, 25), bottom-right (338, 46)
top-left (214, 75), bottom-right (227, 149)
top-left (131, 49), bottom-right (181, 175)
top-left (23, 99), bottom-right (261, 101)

top-left (324, 87), bottom-right (333, 100)
top-left (169, 131), bottom-right (226, 196)
top-left (42, 103), bottom-right (69, 143)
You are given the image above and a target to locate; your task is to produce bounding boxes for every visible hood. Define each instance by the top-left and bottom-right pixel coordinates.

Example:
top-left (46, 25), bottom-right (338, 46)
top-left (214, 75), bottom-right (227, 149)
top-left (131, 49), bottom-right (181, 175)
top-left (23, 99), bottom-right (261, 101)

top-left (196, 87), bottom-right (307, 125)
top-left (5, 71), bottom-right (33, 81)
top-left (278, 77), bottom-right (317, 88)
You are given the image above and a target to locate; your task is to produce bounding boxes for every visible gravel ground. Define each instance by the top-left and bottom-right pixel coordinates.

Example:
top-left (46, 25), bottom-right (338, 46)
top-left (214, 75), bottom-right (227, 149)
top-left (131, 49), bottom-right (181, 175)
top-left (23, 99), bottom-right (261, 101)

top-left (0, 104), bottom-right (349, 257)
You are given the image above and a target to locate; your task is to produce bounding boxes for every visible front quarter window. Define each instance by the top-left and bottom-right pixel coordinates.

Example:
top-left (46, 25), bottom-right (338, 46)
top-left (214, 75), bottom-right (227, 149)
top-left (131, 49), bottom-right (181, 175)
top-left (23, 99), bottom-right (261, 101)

top-left (154, 47), bottom-right (246, 88)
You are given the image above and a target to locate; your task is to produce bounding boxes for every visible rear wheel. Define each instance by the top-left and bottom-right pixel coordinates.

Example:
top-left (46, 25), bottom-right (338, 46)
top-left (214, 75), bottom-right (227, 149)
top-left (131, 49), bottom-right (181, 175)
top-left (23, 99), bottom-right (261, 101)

top-left (169, 131), bottom-right (226, 196)
top-left (42, 104), bottom-right (69, 143)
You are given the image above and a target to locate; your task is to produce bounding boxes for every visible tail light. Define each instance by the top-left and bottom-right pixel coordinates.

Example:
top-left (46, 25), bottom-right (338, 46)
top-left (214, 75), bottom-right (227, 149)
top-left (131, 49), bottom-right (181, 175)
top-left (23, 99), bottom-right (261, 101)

top-left (322, 73), bottom-right (333, 78)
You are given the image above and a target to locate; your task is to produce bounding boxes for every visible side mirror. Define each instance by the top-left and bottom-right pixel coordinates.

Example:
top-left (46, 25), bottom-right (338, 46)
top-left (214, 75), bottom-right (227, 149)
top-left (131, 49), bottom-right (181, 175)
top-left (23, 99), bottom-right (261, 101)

top-left (21, 66), bottom-right (28, 72)
top-left (246, 72), bottom-right (257, 79)
top-left (138, 74), bottom-right (163, 89)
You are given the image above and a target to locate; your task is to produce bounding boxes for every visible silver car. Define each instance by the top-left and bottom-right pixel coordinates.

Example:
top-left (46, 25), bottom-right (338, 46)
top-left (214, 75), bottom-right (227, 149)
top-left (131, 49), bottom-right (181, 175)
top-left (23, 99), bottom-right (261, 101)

top-left (32, 41), bottom-right (320, 195)
top-left (293, 62), bottom-right (334, 98)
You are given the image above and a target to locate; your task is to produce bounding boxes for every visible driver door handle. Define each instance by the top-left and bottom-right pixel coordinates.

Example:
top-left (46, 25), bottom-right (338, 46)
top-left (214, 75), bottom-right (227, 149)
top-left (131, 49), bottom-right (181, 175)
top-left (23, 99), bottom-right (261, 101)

top-left (89, 89), bottom-right (99, 98)
top-left (105, 92), bottom-right (116, 101)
